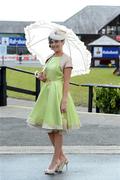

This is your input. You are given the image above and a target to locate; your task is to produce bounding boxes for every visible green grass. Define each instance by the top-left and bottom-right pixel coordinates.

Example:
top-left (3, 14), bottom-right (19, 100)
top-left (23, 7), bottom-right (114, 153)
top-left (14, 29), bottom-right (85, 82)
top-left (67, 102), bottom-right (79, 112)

top-left (7, 66), bottom-right (40, 101)
top-left (6, 67), bottom-right (120, 106)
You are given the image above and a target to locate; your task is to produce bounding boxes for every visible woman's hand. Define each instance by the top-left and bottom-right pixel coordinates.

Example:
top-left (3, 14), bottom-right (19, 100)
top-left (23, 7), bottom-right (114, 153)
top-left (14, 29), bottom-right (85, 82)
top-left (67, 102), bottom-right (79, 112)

top-left (60, 99), bottom-right (67, 113)
top-left (38, 72), bottom-right (47, 82)
top-left (35, 71), bottom-right (47, 82)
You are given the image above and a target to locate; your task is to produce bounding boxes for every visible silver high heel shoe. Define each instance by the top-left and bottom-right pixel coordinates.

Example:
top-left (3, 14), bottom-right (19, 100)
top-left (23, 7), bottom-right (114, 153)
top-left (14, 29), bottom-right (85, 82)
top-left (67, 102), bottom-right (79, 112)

top-left (45, 162), bottom-right (60, 175)
top-left (45, 168), bottom-right (56, 175)
top-left (56, 159), bottom-right (69, 173)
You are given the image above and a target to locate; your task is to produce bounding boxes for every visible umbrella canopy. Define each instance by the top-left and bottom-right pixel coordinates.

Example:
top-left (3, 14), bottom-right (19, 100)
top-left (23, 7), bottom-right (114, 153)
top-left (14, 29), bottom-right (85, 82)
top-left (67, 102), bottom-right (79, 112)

top-left (24, 21), bottom-right (91, 76)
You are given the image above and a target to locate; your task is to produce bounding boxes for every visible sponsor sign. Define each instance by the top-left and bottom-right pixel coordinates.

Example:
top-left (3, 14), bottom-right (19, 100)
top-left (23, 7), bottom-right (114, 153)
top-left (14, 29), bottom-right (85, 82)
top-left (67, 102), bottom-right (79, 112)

top-left (0, 37), bottom-right (26, 46)
top-left (9, 37), bottom-right (26, 46)
top-left (93, 47), bottom-right (119, 58)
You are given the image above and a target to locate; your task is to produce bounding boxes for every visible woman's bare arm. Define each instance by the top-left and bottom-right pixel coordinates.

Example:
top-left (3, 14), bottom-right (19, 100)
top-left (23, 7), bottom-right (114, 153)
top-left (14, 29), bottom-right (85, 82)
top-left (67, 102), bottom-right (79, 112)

top-left (60, 67), bottom-right (72, 112)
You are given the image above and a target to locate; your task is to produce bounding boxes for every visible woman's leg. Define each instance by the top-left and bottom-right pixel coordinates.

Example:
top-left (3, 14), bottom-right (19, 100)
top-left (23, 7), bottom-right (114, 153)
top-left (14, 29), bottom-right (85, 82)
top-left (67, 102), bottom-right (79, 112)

top-left (54, 132), bottom-right (63, 161)
top-left (48, 132), bottom-right (55, 146)
top-left (47, 132), bottom-right (55, 169)
top-left (47, 131), bottom-right (63, 169)
top-left (48, 132), bottom-right (67, 161)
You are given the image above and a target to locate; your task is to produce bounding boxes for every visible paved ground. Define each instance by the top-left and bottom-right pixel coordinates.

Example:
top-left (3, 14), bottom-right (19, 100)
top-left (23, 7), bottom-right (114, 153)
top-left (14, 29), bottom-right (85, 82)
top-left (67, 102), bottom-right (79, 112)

top-left (1, 154), bottom-right (120, 180)
top-left (1, 98), bottom-right (120, 180)
top-left (0, 60), bottom-right (41, 67)
top-left (0, 98), bottom-right (120, 147)
top-left (1, 115), bottom-right (120, 147)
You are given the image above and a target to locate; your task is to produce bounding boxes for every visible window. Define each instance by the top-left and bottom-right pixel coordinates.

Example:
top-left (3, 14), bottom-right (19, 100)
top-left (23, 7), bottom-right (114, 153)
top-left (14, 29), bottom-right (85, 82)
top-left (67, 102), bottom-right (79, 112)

top-left (7, 46), bottom-right (29, 54)
top-left (107, 26), bottom-right (117, 35)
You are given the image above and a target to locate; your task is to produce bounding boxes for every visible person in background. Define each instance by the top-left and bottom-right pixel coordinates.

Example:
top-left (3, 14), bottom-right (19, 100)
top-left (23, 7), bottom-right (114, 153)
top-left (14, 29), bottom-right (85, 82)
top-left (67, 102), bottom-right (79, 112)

top-left (18, 50), bottom-right (23, 64)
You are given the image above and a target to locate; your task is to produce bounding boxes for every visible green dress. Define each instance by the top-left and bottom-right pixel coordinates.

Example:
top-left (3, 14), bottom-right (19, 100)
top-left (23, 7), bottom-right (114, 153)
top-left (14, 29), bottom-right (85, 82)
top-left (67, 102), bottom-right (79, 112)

top-left (27, 56), bottom-right (80, 132)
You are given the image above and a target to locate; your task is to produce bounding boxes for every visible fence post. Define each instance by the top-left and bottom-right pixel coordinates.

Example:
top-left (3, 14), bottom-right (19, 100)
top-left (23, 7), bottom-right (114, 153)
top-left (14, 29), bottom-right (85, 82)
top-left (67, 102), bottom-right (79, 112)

top-left (96, 95), bottom-right (100, 113)
top-left (0, 66), bottom-right (7, 106)
top-left (35, 78), bottom-right (40, 100)
top-left (88, 86), bottom-right (93, 112)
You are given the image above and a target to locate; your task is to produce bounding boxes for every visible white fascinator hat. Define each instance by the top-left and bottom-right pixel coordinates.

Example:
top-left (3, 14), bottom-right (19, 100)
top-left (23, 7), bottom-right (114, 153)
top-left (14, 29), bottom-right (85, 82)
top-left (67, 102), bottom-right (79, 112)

top-left (49, 30), bottom-right (66, 41)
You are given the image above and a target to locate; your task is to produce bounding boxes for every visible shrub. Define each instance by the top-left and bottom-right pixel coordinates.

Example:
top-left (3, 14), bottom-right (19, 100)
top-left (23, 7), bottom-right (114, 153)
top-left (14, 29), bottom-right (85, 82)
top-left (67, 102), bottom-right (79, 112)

top-left (95, 88), bottom-right (120, 114)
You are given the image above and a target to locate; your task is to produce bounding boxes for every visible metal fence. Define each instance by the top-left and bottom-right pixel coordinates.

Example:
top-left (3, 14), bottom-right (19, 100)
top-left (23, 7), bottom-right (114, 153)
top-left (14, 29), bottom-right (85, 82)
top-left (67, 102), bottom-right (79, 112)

top-left (1, 66), bottom-right (119, 113)
top-left (0, 66), bottom-right (40, 106)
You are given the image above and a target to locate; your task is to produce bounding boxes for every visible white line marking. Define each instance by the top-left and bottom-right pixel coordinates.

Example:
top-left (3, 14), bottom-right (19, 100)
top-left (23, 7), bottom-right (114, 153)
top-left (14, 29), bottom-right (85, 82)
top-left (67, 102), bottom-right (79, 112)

top-left (0, 146), bottom-right (120, 154)
top-left (8, 105), bottom-right (32, 109)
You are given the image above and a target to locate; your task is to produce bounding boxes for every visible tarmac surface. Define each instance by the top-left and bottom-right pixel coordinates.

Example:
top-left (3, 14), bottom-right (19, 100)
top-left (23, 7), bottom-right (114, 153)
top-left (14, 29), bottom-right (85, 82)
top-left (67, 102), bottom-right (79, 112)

top-left (1, 154), bottom-right (120, 180)
top-left (1, 97), bottom-right (120, 180)
top-left (1, 98), bottom-right (120, 147)
top-left (0, 59), bottom-right (41, 67)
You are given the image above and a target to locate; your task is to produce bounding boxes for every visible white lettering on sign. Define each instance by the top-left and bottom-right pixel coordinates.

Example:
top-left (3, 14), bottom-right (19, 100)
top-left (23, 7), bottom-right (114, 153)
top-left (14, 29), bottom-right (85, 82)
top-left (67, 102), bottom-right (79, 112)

top-left (9, 39), bottom-right (26, 45)
top-left (102, 50), bottom-right (118, 55)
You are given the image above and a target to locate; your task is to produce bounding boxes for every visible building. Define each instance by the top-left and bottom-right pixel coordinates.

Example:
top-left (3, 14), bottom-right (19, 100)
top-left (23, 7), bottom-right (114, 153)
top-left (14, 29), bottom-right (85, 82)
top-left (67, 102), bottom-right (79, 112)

top-left (0, 21), bottom-right (34, 56)
top-left (88, 35), bottom-right (120, 67)
top-left (0, 5), bottom-right (120, 58)
top-left (64, 5), bottom-right (120, 44)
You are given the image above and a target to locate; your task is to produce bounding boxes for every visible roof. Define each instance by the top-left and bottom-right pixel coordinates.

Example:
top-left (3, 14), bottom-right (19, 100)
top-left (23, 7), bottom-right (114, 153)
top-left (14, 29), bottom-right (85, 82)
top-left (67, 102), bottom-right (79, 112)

top-left (0, 20), bottom-right (63, 34)
top-left (64, 5), bottom-right (120, 34)
top-left (88, 35), bottom-right (120, 46)
top-left (0, 21), bottom-right (34, 33)
top-left (0, 6), bottom-right (120, 35)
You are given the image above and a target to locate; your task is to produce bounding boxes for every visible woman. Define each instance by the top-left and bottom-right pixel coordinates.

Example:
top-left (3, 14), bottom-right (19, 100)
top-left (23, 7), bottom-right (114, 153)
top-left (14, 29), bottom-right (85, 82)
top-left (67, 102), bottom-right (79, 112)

top-left (27, 30), bottom-right (80, 175)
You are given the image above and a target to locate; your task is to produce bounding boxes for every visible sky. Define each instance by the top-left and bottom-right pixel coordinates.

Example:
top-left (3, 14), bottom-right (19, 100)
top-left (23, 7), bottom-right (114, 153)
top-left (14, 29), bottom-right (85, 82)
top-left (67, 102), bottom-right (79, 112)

top-left (0, 0), bottom-right (120, 22)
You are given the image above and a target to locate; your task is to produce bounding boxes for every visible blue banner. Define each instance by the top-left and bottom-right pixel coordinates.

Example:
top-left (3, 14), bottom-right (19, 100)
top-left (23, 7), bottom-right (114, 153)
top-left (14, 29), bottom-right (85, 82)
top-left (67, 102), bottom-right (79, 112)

top-left (103, 47), bottom-right (119, 58)
top-left (93, 47), bottom-right (120, 58)
top-left (9, 37), bottom-right (26, 47)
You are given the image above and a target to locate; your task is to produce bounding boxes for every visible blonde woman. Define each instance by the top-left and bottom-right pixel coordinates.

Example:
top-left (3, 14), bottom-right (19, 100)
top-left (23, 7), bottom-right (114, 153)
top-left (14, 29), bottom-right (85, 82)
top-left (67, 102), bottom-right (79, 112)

top-left (27, 30), bottom-right (80, 175)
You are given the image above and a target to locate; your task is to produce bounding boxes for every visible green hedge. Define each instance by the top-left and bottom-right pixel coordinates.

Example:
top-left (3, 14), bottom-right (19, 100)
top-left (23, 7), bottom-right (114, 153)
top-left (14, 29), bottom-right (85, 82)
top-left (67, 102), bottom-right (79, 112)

top-left (95, 88), bottom-right (120, 114)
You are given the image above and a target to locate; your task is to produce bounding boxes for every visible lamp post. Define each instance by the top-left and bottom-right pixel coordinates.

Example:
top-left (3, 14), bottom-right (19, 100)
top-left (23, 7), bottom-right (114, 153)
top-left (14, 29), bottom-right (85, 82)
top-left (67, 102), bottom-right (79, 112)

top-left (0, 45), bottom-right (7, 66)
top-left (16, 41), bottom-right (18, 55)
